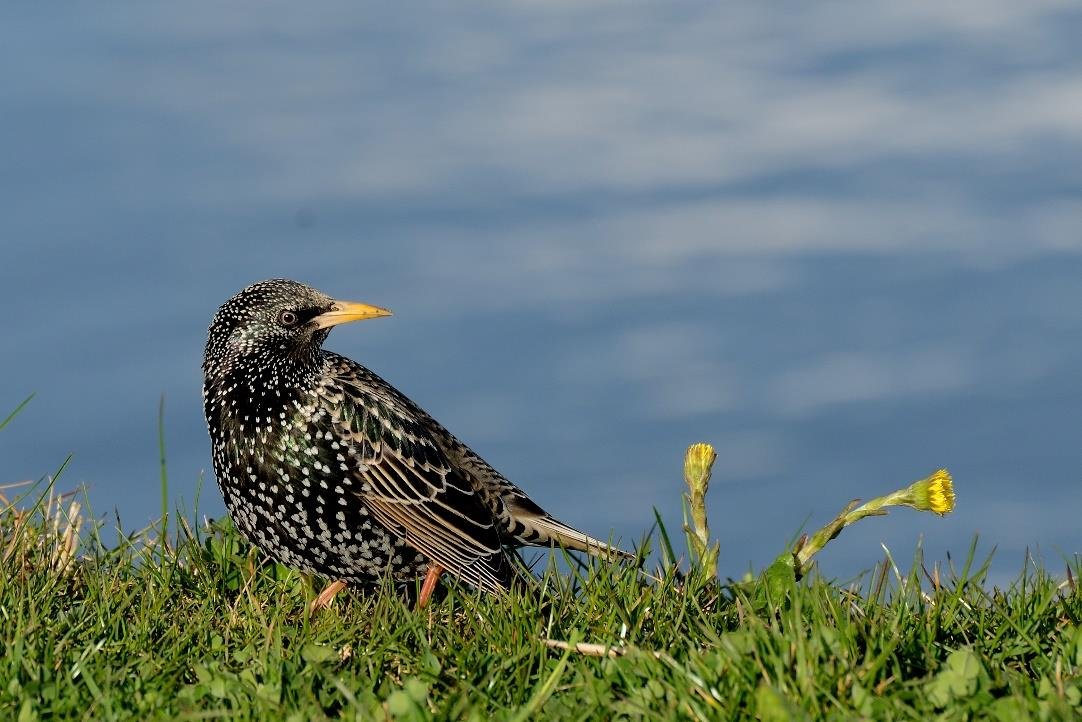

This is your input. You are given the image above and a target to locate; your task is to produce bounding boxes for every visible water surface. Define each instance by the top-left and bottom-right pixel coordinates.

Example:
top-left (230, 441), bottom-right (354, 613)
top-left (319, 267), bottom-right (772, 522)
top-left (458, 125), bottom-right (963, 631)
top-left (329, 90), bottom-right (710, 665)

top-left (3, 2), bottom-right (1081, 585)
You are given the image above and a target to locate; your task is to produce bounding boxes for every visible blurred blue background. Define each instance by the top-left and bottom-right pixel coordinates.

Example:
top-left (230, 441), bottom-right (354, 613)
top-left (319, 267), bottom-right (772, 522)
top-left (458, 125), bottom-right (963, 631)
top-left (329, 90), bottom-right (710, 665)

top-left (3, 2), bottom-right (1081, 586)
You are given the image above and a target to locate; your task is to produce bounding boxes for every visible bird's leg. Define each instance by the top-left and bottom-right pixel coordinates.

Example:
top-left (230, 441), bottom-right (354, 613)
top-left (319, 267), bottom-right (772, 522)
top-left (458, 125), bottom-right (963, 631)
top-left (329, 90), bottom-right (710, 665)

top-left (417, 564), bottom-right (445, 609)
top-left (309, 579), bottom-right (348, 613)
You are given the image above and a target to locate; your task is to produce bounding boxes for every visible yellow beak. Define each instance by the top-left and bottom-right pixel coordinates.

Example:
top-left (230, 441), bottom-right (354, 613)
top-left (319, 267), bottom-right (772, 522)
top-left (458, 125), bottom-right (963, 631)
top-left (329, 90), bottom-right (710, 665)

top-left (311, 300), bottom-right (393, 329)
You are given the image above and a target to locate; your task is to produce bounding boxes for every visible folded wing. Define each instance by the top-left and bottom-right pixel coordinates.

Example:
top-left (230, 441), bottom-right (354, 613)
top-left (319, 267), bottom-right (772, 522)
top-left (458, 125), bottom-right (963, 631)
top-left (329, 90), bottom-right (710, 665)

top-left (320, 368), bottom-right (518, 594)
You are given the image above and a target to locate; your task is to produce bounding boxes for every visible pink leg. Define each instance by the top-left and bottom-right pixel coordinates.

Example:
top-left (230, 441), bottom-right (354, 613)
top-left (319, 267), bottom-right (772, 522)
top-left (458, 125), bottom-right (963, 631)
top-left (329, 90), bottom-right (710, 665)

top-left (310, 579), bottom-right (347, 613)
top-left (417, 564), bottom-right (445, 609)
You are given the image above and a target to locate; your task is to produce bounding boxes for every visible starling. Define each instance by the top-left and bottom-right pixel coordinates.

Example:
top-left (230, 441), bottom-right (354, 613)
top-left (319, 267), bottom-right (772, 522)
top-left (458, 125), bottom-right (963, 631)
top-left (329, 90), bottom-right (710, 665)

top-left (203, 279), bottom-right (629, 606)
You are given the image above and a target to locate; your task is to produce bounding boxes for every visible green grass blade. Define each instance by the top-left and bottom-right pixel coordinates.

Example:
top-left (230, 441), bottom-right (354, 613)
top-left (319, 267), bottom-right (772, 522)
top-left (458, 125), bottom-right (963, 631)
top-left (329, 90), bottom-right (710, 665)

top-left (0, 393), bottom-right (34, 432)
top-left (158, 393), bottom-right (169, 554)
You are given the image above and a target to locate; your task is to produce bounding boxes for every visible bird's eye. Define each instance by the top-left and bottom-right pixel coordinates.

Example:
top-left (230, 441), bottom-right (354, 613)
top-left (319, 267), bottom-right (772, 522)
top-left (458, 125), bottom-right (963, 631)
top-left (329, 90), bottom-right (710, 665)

top-left (278, 310), bottom-right (298, 326)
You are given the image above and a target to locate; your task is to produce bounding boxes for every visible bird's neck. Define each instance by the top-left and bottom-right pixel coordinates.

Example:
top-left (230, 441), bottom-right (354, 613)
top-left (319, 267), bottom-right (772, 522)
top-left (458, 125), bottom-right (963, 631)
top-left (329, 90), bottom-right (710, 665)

top-left (204, 347), bottom-right (325, 425)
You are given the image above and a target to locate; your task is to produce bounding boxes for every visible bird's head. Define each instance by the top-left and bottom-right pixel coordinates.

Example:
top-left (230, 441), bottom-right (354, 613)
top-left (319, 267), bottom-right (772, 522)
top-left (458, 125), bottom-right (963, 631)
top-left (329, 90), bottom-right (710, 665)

top-left (203, 279), bottom-right (391, 379)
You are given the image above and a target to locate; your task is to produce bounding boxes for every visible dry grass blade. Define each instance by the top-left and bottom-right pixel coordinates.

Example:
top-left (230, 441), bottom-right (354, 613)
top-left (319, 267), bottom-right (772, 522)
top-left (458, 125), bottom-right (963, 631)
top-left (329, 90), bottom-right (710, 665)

top-left (542, 637), bottom-right (627, 658)
top-left (1, 482), bottom-right (85, 576)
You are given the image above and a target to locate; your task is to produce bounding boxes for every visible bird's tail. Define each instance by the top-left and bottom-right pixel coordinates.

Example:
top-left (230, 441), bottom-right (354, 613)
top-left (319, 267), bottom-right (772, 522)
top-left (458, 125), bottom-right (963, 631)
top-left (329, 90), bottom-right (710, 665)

top-left (519, 513), bottom-right (634, 562)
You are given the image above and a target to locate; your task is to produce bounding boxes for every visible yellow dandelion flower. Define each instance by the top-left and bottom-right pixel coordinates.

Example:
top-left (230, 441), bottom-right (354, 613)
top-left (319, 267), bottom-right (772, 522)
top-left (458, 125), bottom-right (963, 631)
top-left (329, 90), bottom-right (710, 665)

top-left (795, 468), bottom-right (957, 577)
top-left (906, 469), bottom-right (955, 516)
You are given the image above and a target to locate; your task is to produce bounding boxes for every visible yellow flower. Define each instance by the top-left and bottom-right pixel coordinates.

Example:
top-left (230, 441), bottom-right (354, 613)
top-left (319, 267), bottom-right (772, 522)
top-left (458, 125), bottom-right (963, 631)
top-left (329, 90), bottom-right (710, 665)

top-left (906, 469), bottom-right (955, 516)
top-left (795, 468), bottom-right (957, 577)
top-left (684, 443), bottom-right (717, 496)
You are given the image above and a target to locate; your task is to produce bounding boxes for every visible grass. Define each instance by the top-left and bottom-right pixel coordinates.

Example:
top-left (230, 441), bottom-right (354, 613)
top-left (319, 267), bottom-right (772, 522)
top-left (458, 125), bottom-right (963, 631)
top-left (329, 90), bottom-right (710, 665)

top-left (1, 406), bottom-right (1080, 720)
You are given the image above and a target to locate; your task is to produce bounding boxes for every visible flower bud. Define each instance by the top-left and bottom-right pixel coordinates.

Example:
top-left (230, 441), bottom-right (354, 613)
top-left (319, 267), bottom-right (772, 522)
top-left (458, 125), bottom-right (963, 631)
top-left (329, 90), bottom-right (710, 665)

top-left (684, 443), bottom-right (717, 497)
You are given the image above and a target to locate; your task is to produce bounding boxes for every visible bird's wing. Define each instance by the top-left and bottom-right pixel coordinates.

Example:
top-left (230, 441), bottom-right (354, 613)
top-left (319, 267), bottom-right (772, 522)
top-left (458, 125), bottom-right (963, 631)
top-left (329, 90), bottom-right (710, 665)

top-left (325, 356), bottom-right (632, 562)
top-left (317, 364), bottom-right (517, 594)
top-left (380, 389), bottom-right (634, 560)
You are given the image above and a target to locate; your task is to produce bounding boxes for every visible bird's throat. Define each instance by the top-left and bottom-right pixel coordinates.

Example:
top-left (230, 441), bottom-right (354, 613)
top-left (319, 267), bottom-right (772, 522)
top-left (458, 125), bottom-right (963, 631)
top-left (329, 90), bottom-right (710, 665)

top-left (204, 350), bottom-right (323, 431)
